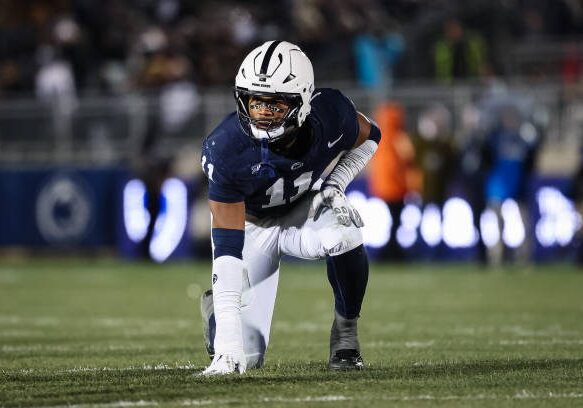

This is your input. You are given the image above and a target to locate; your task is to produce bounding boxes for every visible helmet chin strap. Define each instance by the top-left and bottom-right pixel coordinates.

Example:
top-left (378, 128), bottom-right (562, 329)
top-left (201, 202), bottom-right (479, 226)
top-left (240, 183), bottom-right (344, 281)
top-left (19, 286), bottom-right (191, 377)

top-left (250, 123), bottom-right (285, 141)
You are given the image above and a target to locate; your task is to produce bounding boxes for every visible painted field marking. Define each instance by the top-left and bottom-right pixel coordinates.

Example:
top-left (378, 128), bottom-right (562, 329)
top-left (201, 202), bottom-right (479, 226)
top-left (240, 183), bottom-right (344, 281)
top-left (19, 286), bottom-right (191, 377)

top-left (6, 363), bottom-right (200, 375)
top-left (0, 315), bottom-right (192, 328)
top-left (43, 392), bottom-right (583, 408)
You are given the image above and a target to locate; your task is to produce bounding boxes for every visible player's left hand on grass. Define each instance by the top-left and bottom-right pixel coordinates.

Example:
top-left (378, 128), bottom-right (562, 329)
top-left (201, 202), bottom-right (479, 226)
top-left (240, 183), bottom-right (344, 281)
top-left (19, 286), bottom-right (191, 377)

top-left (200, 352), bottom-right (247, 376)
top-left (312, 185), bottom-right (364, 227)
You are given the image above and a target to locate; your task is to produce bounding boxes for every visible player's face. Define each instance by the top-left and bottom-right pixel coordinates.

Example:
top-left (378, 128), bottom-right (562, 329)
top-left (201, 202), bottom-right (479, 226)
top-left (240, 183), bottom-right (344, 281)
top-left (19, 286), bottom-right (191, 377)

top-left (248, 96), bottom-right (290, 129)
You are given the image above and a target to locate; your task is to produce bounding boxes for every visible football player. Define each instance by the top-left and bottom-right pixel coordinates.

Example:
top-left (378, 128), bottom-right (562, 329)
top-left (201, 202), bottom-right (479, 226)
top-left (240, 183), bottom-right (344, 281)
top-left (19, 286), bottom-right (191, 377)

top-left (200, 40), bottom-right (381, 375)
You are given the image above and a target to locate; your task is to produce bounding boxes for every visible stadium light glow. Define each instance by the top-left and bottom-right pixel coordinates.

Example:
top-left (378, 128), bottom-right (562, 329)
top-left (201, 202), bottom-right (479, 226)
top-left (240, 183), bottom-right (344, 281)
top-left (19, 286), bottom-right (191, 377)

top-left (123, 179), bottom-right (149, 242)
top-left (347, 191), bottom-right (391, 248)
top-left (535, 186), bottom-right (581, 247)
top-left (420, 203), bottom-right (442, 247)
top-left (480, 208), bottom-right (500, 248)
top-left (442, 197), bottom-right (478, 248)
top-left (501, 199), bottom-right (525, 248)
top-left (149, 178), bottom-right (188, 263)
top-left (397, 203), bottom-right (422, 248)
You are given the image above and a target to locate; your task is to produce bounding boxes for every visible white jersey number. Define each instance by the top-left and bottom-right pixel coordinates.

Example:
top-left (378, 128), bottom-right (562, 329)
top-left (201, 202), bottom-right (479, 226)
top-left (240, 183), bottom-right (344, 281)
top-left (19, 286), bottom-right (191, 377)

top-left (201, 155), bottom-right (214, 181)
top-left (263, 171), bottom-right (313, 208)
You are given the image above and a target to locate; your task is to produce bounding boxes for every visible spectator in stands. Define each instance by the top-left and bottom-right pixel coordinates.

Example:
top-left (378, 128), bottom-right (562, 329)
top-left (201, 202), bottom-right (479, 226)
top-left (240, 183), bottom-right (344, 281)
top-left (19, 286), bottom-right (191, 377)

top-left (0, 1), bottom-right (62, 94)
top-left (353, 26), bottom-right (405, 90)
top-left (0, 60), bottom-right (27, 93)
top-left (35, 18), bottom-right (81, 105)
top-left (132, 29), bottom-right (199, 260)
top-left (470, 84), bottom-right (541, 266)
top-left (561, 41), bottom-right (582, 85)
top-left (368, 102), bottom-right (420, 261)
top-left (413, 103), bottom-right (456, 206)
top-left (433, 17), bottom-right (489, 83)
top-left (6, 0), bottom-right (583, 94)
top-left (35, 45), bottom-right (76, 103)
top-left (458, 103), bottom-right (489, 264)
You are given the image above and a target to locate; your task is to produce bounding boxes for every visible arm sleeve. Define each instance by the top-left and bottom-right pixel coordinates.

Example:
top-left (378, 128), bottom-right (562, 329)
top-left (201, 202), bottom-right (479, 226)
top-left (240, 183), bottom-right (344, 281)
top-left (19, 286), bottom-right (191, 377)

top-left (324, 139), bottom-right (379, 192)
top-left (324, 120), bottom-right (381, 192)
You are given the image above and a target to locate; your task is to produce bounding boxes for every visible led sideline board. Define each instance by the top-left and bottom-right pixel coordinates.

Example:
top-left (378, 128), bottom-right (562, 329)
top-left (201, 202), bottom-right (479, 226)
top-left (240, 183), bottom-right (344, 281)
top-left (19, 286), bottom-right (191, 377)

top-left (118, 177), bottom-right (581, 262)
top-left (346, 184), bottom-right (581, 261)
top-left (122, 178), bottom-right (189, 262)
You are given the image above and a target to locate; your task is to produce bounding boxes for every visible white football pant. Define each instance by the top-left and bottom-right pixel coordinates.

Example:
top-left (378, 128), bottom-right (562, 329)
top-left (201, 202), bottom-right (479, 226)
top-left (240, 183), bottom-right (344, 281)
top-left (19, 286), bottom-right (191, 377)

top-left (238, 192), bottom-right (363, 368)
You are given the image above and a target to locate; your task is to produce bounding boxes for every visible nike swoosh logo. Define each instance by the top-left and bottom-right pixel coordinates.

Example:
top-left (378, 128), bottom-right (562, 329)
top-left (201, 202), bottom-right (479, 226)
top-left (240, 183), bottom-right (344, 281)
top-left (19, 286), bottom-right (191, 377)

top-left (328, 134), bottom-right (343, 148)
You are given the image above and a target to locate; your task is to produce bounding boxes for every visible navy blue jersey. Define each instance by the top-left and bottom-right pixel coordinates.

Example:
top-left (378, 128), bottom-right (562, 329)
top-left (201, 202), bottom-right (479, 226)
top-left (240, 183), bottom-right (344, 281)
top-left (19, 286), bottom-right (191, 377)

top-left (201, 88), bottom-right (359, 218)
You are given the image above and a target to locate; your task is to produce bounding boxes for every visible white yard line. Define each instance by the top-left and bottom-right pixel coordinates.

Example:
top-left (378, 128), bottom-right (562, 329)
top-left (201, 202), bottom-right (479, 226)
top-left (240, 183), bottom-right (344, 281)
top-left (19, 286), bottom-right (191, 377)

top-left (67, 363), bottom-right (199, 373)
top-left (0, 329), bottom-right (45, 337)
top-left (364, 338), bottom-right (583, 349)
top-left (501, 325), bottom-right (581, 337)
top-left (2, 316), bottom-right (580, 338)
top-left (272, 321), bottom-right (328, 332)
top-left (1, 344), bottom-right (151, 353)
top-left (453, 325), bottom-right (581, 337)
top-left (5, 363), bottom-right (199, 375)
top-left (0, 269), bottom-right (19, 283)
top-left (496, 339), bottom-right (583, 346)
top-left (0, 316), bottom-right (60, 326)
top-left (363, 340), bottom-right (436, 348)
top-left (41, 392), bottom-right (583, 408)
top-left (0, 315), bottom-right (192, 328)
top-left (4, 338), bottom-right (581, 355)
top-left (273, 321), bottom-right (408, 334)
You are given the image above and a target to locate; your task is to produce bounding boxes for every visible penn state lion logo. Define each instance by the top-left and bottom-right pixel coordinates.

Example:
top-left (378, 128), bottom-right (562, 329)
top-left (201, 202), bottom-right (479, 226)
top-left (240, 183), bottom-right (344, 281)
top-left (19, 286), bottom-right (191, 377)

top-left (35, 174), bottom-right (93, 244)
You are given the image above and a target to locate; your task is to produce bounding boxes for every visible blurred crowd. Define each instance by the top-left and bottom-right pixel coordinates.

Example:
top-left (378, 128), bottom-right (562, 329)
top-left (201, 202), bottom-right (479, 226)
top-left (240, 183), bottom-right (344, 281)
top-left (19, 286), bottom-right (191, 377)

top-left (1, 0), bottom-right (583, 97)
top-left (362, 61), bottom-right (583, 265)
top-left (0, 0), bottom-right (581, 264)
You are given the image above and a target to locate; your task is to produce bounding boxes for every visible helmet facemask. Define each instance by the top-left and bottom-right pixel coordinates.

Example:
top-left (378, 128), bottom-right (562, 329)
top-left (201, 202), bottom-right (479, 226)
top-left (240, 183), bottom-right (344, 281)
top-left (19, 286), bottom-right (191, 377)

top-left (234, 41), bottom-right (314, 145)
top-left (235, 88), bottom-right (303, 142)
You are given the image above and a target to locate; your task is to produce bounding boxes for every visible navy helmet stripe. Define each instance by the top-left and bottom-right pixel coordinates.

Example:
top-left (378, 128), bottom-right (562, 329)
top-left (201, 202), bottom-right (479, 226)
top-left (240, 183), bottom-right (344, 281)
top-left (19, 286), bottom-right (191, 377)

top-left (259, 41), bottom-right (282, 75)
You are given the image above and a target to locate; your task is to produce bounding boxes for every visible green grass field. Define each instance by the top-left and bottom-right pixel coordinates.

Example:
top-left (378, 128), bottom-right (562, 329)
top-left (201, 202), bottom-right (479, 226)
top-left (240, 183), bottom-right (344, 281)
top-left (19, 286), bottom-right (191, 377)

top-left (1, 259), bottom-right (582, 407)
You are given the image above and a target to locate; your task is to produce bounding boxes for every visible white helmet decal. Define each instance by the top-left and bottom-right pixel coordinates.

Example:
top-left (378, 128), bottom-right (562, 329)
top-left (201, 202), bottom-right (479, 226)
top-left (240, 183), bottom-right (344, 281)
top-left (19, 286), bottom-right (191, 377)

top-left (235, 41), bottom-right (315, 142)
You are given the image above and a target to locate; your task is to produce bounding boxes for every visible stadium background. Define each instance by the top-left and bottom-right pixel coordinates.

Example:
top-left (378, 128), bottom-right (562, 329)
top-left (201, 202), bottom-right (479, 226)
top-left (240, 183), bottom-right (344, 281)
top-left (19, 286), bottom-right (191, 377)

top-left (1, 1), bottom-right (583, 407)
top-left (0, 0), bottom-right (581, 264)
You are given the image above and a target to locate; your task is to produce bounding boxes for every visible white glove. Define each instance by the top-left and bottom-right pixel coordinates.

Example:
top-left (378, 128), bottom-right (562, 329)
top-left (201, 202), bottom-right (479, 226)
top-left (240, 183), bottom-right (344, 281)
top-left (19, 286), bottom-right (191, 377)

top-left (312, 185), bottom-right (364, 227)
top-left (201, 352), bottom-right (247, 376)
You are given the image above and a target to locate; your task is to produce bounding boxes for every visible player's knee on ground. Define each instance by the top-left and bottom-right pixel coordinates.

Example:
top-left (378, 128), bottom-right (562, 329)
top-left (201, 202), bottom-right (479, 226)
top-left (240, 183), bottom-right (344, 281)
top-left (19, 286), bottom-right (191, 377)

top-left (317, 221), bottom-right (363, 256)
top-left (242, 324), bottom-right (266, 369)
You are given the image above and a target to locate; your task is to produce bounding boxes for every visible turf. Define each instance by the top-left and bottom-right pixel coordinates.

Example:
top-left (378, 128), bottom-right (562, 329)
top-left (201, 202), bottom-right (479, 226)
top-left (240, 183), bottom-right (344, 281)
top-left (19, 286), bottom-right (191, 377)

top-left (0, 259), bottom-right (582, 407)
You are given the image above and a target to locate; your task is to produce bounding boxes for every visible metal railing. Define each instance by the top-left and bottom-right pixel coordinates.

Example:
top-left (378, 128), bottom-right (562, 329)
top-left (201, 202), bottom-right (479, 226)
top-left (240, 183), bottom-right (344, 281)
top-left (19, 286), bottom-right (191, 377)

top-left (0, 80), bottom-right (580, 165)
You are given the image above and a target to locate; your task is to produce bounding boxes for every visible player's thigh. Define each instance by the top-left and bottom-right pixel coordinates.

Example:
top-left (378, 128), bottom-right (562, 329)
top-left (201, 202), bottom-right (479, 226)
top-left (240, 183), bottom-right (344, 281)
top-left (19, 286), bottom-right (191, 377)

top-left (278, 192), bottom-right (364, 259)
top-left (243, 220), bottom-right (280, 288)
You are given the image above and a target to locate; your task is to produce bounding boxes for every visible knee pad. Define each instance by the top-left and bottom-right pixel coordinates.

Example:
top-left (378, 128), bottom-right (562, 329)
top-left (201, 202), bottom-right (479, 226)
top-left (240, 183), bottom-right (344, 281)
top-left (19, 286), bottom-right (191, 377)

top-left (318, 222), bottom-right (363, 256)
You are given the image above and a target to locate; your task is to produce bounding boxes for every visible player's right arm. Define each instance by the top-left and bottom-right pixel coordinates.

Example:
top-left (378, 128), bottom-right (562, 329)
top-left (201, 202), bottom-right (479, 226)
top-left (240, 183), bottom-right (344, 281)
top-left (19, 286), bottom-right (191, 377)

top-left (204, 200), bottom-right (247, 375)
top-left (209, 200), bottom-right (245, 229)
top-left (312, 91), bottom-right (381, 226)
top-left (201, 136), bottom-right (248, 374)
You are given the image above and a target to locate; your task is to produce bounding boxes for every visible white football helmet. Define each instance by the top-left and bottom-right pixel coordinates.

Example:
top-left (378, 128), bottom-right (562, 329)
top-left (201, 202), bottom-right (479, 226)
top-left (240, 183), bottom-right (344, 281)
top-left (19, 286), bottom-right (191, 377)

top-left (234, 41), bottom-right (315, 142)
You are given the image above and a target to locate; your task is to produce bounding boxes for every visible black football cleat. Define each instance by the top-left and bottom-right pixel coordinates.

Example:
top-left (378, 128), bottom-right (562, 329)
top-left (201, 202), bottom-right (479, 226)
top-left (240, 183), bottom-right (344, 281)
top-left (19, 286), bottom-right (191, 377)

top-left (328, 348), bottom-right (364, 371)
